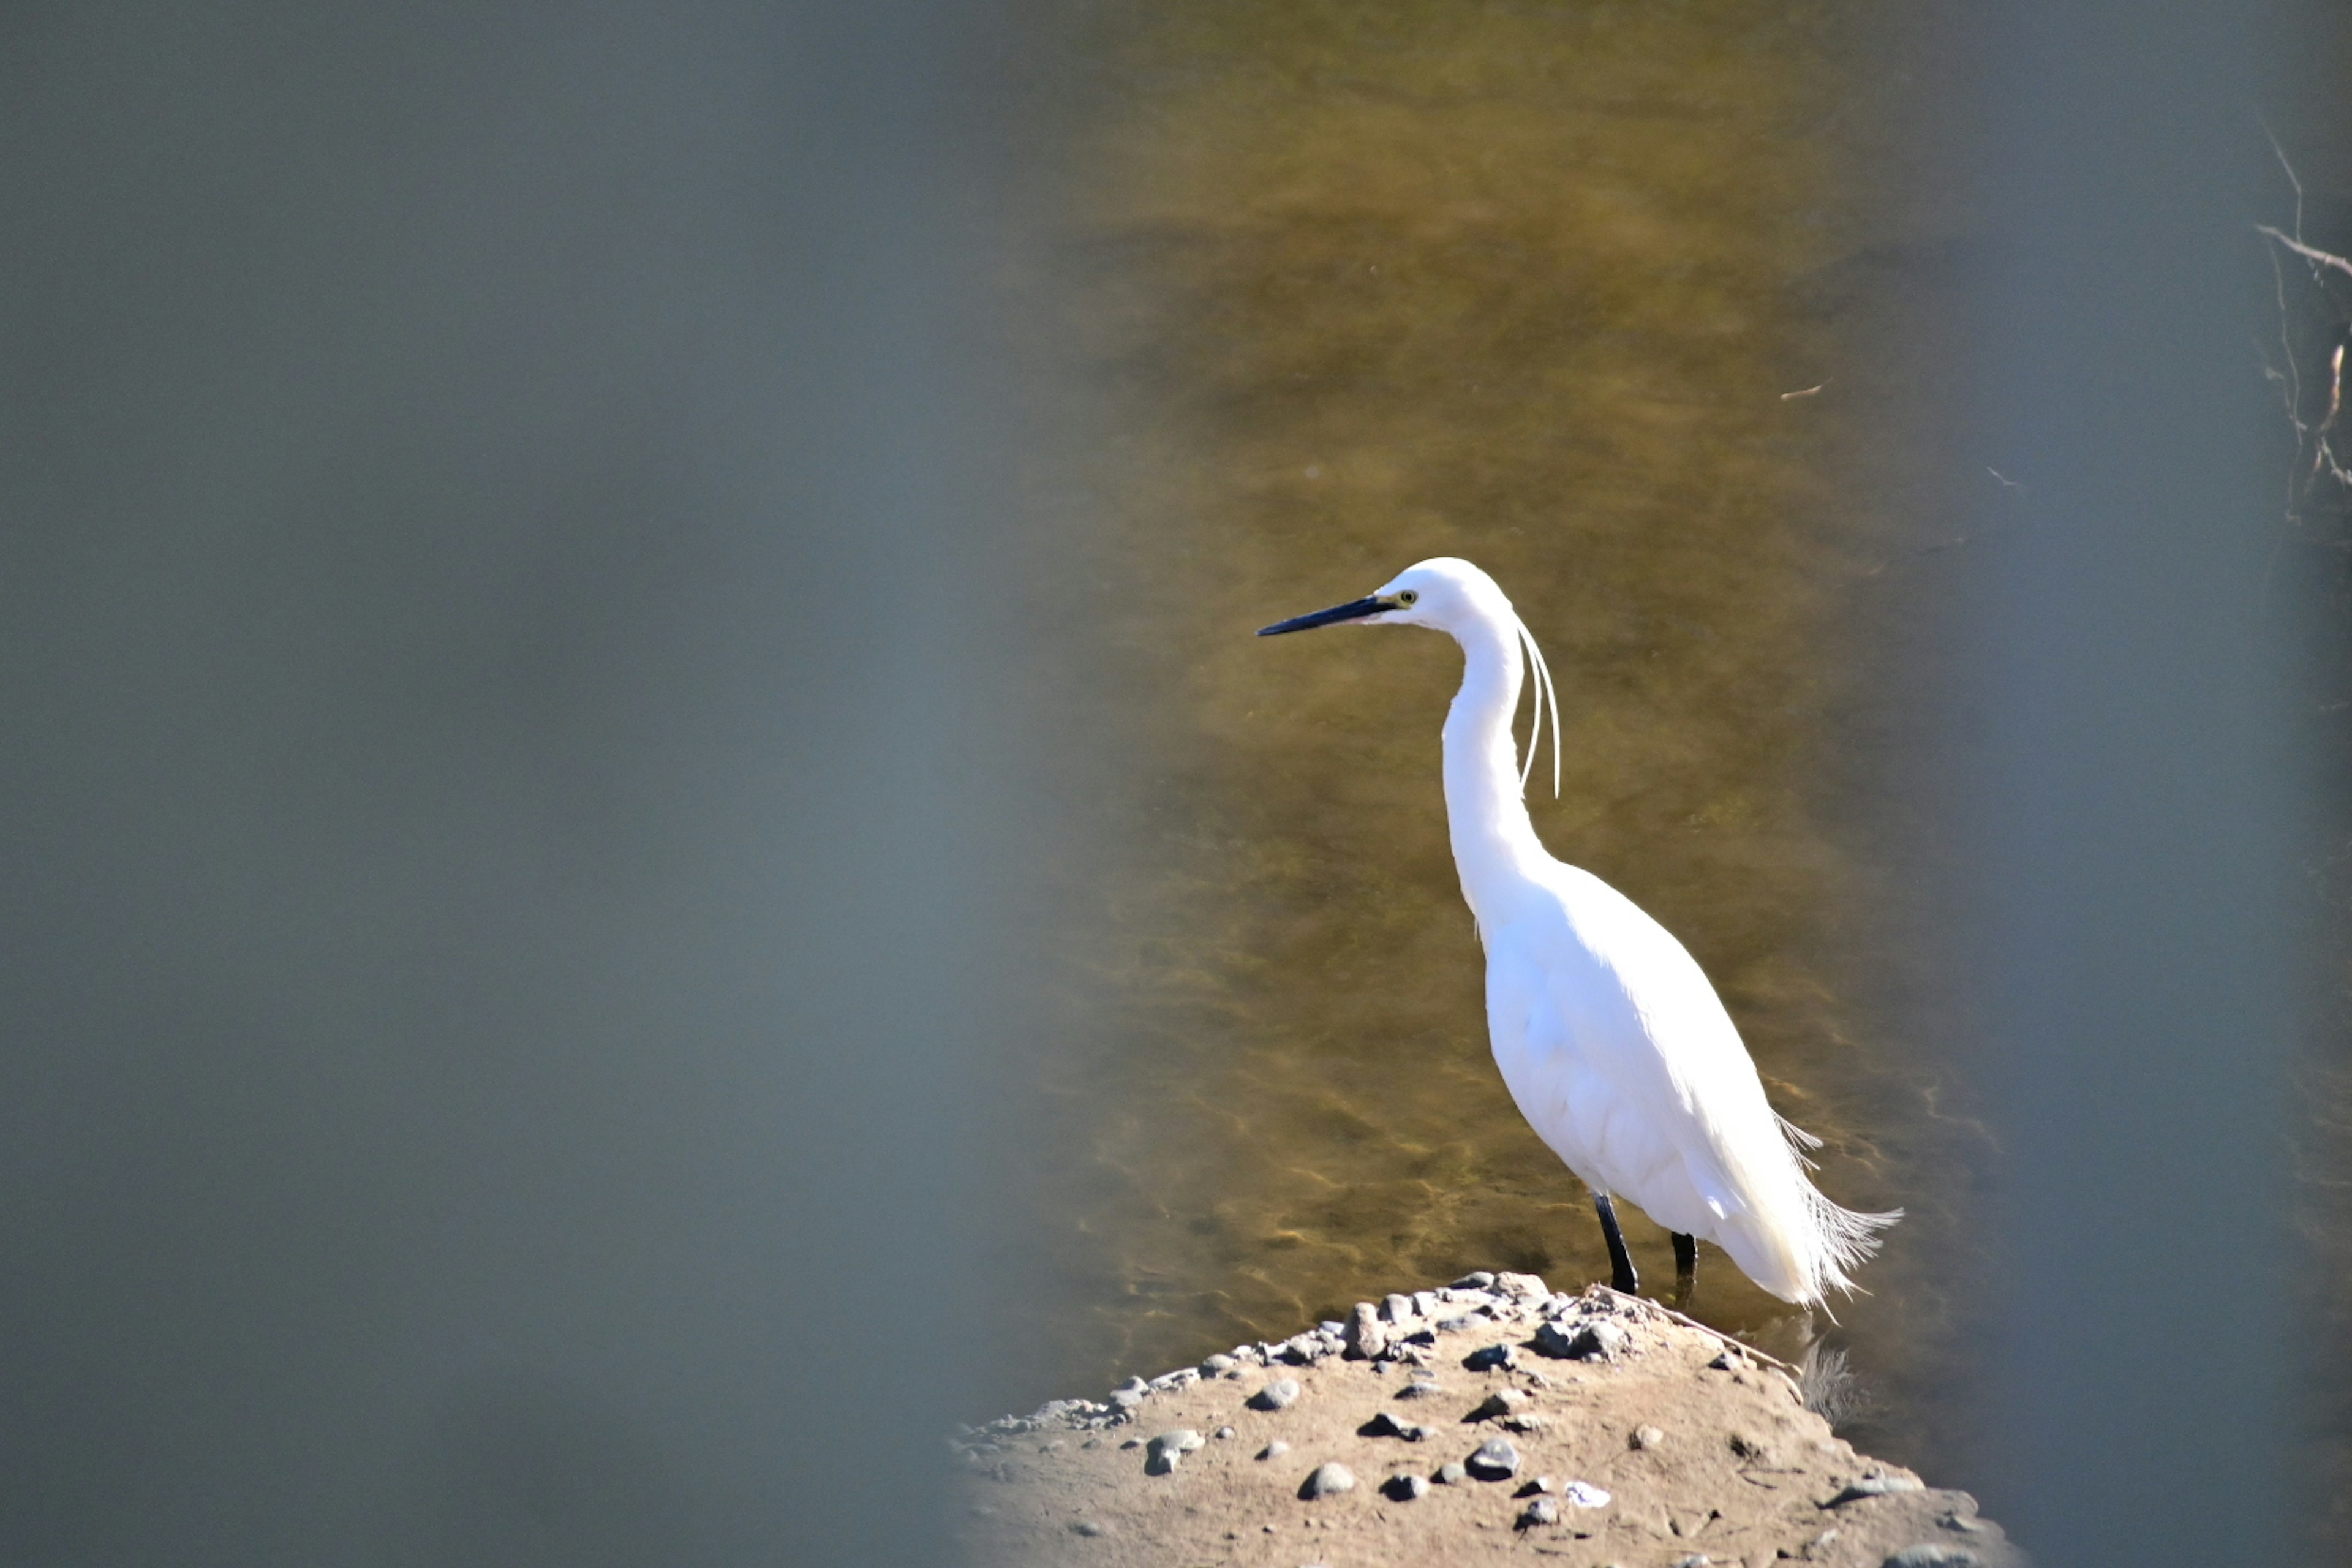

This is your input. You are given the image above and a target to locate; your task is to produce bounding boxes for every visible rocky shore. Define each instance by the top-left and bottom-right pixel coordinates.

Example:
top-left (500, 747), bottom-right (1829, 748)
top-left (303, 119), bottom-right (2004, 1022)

top-left (956, 1273), bottom-right (2019, 1568)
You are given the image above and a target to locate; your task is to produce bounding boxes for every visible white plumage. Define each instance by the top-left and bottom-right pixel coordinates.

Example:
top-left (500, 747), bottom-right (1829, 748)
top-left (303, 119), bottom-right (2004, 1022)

top-left (1260, 556), bottom-right (1896, 1306)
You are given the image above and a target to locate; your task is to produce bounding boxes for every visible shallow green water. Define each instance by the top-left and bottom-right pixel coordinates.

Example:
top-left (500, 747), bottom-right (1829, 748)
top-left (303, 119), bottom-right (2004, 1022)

top-left (1004, 0), bottom-right (1988, 1477)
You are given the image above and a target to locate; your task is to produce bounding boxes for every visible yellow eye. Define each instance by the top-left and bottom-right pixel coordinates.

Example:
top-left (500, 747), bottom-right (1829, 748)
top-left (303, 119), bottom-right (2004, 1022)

top-left (1395, 589), bottom-right (1419, 606)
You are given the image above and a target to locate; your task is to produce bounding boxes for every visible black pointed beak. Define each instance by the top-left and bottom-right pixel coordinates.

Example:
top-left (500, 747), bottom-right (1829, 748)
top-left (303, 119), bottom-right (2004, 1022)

top-left (1257, 595), bottom-right (1390, 636)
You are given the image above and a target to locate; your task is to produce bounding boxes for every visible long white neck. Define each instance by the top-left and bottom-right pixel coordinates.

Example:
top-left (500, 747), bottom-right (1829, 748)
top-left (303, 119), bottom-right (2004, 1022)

top-left (1442, 606), bottom-right (1548, 930)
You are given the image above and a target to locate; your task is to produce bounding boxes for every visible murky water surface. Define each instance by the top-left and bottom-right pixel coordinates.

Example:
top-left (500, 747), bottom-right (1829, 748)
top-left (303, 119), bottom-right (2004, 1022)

top-left (1006, 0), bottom-right (1986, 1478)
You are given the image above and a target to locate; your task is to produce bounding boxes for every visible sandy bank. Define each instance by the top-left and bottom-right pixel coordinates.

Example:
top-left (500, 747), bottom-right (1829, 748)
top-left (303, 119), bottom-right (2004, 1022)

top-left (957, 1273), bottom-right (2019, 1568)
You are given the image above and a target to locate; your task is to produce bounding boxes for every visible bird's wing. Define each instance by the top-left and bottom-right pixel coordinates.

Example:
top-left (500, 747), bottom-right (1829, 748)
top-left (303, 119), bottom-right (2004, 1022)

top-left (1489, 870), bottom-right (1775, 1237)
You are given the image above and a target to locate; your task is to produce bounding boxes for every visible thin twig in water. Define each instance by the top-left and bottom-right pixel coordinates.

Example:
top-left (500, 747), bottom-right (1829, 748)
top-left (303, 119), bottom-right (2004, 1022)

top-left (2261, 226), bottom-right (2352, 284)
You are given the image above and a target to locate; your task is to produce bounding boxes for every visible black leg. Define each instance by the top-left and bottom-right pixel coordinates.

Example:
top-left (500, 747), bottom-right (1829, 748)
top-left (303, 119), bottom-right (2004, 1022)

top-left (1593, 1191), bottom-right (1638, 1295)
top-left (1671, 1231), bottom-right (1697, 1307)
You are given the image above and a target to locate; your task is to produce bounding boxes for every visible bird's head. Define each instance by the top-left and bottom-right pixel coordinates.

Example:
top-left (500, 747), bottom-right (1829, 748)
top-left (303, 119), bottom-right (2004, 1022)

top-left (1256, 556), bottom-right (1506, 638)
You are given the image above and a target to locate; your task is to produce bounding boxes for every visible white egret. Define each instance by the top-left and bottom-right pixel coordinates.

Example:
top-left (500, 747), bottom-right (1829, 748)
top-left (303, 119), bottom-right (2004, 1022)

top-left (1260, 557), bottom-right (1896, 1306)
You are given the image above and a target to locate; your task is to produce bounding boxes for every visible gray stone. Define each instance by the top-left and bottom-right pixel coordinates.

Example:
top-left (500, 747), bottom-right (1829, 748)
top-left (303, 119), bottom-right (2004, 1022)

top-left (1494, 1270), bottom-right (1550, 1300)
top-left (1199, 1353), bottom-right (1238, 1377)
top-left (1452, 1270), bottom-right (1498, 1290)
top-left (1299, 1461), bottom-right (1356, 1499)
top-left (1883, 1550), bottom-right (1980, 1568)
top-left (1536, 1317), bottom-right (1629, 1361)
top-left (1464, 1343), bottom-right (1516, 1372)
top-left (1069, 1519), bottom-right (1106, 1537)
top-left (1257, 1440), bottom-right (1290, 1461)
top-left (1630, 1425), bottom-right (1665, 1450)
top-left (1412, 1290), bottom-right (1441, 1317)
top-left (1830, 1474), bottom-right (1926, 1506)
top-left (1148, 1368), bottom-right (1199, 1393)
top-left (1434, 1461), bottom-right (1468, 1485)
top-left (1382, 1471), bottom-right (1430, 1501)
top-left (1469, 1388), bottom-right (1532, 1421)
top-left (1214, 1425), bottom-right (1235, 1440)
top-left (1343, 1302), bottom-right (1389, 1360)
top-left (1363, 1411), bottom-right (1435, 1442)
top-left (1250, 1378), bottom-right (1303, 1411)
top-left (1395, 1379), bottom-right (1447, 1401)
top-left (1382, 1292), bottom-right (1419, 1324)
top-left (1465, 1436), bottom-right (1521, 1480)
top-left (1518, 1496), bottom-right (1559, 1528)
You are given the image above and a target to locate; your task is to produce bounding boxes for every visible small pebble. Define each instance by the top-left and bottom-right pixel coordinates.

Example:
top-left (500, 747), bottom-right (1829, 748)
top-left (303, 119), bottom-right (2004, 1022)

top-left (1829, 1474), bottom-right (1926, 1506)
top-left (1215, 1425), bottom-right (1235, 1440)
top-left (1500, 1413), bottom-right (1550, 1434)
top-left (1344, 1302), bottom-right (1390, 1360)
top-left (1251, 1378), bottom-right (1303, 1411)
top-left (1434, 1461), bottom-right (1468, 1485)
top-left (1396, 1379), bottom-right (1447, 1401)
top-left (1200, 1353), bottom-right (1237, 1376)
top-left (1630, 1425), bottom-right (1665, 1450)
top-left (1523, 1475), bottom-right (1555, 1494)
top-left (1469, 1388), bottom-right (1531, 1420)
top-left (1382, 1292), bottom-right (1419, 1324)
top-left (1939, 1512), bottom-right (1985, 1534)
top-left (1536, 1317), bottom-right (1629, 1361)
top-left (1671, 1556), bottom-right (1711, 1568)
top-left (1298, 1462), bottom-right (1357, 1500)
top-left (1465, 1436), bottom-right (1521, 1480)
top-left (1382, 1471), bottom-right (1430, 1501)
top-left (1564, 1480), bottom-right (1611, 1508)
top-left (1452, 1270), bottom-right (1498, 1289)
top-left (1883, 1550), bottom-right (1981, 1568)
top-left (1070, 1520), bottom-right (1106, 1537)
top-left (1518, 1496), bottom-right (1559, 1529)
top-left (1464, 1344), bottom-right (1515, 1372)
top-left (1257, 1440), bottom-right (1291, 1461)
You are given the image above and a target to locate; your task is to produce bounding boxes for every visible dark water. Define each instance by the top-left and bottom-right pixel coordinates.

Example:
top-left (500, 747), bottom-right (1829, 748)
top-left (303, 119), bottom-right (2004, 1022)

top-left (1000, 0), bottom-right (1993, 1482)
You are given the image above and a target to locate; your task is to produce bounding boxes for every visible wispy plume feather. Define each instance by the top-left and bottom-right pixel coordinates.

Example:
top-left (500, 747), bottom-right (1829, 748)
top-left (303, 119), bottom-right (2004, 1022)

top-left (1512, 613), bottom-right (1562, 798)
